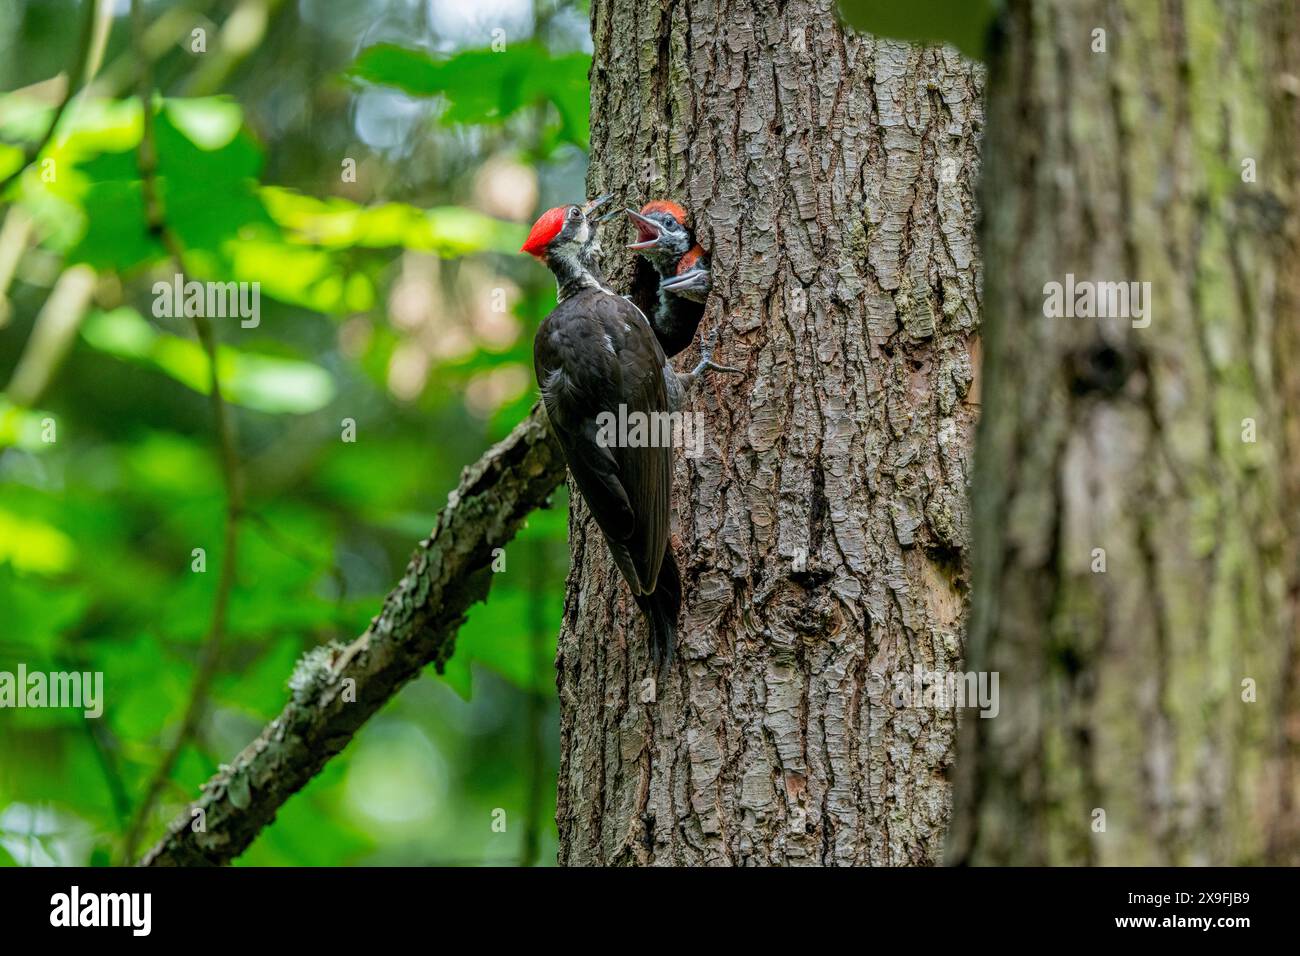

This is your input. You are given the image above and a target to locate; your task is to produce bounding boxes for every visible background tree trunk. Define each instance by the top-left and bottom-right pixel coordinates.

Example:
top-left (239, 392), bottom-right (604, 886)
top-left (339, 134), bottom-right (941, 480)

top-left (948, 0), bottom-right (1300, 865)
top-left (557, 0), bottom-right (983, 865)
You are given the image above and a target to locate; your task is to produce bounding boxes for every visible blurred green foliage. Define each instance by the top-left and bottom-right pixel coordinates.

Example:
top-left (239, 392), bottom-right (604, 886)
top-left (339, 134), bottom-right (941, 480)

top-left (0, 0), bottom-right (593, 866)
top-left (837, 0), bottom-right (998, 60)
top-left (349, 42), bottom-right (591, 150)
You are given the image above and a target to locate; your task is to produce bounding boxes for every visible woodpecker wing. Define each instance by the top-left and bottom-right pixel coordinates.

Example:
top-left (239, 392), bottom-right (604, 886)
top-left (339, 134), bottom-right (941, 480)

top-left (608, 307), bottom-right (672, 593)
top-left (535, 289), bottom-right (671, 595)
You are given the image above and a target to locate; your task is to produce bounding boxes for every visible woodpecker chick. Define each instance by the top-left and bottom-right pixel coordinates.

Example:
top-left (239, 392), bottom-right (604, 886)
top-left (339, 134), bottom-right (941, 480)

top-left (626, 201), bottom-right (694, 273)
top-left (660, 244), bottom-right (712, 302)
top-left (626, 201), bottom-right (712, 357)
top-left (525, 194), bottom-right (681, 668)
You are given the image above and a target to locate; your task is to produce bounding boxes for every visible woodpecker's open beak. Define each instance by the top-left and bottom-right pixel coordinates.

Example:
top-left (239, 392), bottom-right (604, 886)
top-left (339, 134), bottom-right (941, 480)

top-left (581, 193), bottom-right (614, 219)
top-left (625, 208), bottom-right (662, 250)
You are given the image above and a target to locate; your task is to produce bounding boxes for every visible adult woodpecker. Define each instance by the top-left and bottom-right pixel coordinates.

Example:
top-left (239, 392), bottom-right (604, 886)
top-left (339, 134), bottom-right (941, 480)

top-left (626, 201), bottom-right (712, 357)
top-left (525, 196), bottom-right (739, 668)
top-left (524, 194), bottom-right (679, 666)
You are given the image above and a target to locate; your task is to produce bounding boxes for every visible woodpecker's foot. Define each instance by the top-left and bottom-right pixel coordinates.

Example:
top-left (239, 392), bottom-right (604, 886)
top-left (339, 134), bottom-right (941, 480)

top-left (661, 264), bottom-right (712, 303)
top-left (690, 325), bottom-right (742, 378)
top-left (670, 328), bottom-right (742, 404)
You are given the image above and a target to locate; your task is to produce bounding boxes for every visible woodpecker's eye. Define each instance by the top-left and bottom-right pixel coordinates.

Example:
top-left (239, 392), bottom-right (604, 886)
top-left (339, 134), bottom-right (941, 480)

top-left (567, 207), bottom-right (580, 220)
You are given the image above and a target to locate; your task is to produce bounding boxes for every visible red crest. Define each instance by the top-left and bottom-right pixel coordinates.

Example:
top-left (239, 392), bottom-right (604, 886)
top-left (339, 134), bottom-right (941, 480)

top-left (640, 199), bottom-right (688, 226)
top-left (677, 245), bottom-right (704, 273)
top-left (521, 206), bottom-right (568, 256)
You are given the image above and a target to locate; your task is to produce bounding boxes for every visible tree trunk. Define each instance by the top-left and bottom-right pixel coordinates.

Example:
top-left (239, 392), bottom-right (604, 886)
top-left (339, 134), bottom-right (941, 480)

top-left (557, 0), bottom-right (983, 865)
top-left (948, 0), bottom-right (1300, 865)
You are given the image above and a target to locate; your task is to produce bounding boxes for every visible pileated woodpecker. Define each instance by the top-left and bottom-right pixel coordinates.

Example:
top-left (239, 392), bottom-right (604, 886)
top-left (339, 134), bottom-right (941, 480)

top-left (525, 195), bottom-right (679, 666)
top-left (626, 201), bottom-right (712, 357)
top-left (525, 195), bottom-right (738, 668)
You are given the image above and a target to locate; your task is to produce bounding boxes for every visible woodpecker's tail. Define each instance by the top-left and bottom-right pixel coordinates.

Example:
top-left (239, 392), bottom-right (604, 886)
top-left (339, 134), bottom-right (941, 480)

top-left (634, 546), bottom-right (680, 671)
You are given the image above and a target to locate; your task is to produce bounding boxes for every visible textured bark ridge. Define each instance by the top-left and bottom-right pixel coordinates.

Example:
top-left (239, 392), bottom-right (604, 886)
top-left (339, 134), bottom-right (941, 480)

top-left (558, 0), bottom-right (983, 865)
top-left (949, 0), bottom-right (1300, 865)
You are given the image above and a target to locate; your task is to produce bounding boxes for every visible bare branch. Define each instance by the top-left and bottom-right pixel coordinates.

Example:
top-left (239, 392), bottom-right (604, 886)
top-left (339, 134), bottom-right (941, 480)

top-left (5, 264), bottom-right (97, 404)
top-left (122, 0), bottom-right (246, 863)
top-left (140, 407), bottom-right (565, 866)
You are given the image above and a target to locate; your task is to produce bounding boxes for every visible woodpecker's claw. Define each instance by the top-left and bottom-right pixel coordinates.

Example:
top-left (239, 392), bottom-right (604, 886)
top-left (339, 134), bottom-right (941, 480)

top-left (665, 326), bottom-right (741, 411)
top-left (690, 326), bottom-right (742, 378)
top-left (692, 358), bottom-right (742, 376)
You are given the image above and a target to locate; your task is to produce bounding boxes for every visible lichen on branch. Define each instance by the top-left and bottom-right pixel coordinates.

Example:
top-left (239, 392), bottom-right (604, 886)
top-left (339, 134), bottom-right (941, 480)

top-left (141, 407), bottom-right (565, 866)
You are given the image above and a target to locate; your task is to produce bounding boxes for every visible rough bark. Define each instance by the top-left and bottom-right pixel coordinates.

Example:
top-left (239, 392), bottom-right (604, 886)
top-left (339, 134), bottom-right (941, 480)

top-left (143, 408), bottom-right (564, 865)
top-left (558, 0), bottom-right (983, 865)
top-left (948, 0), bottom-right (1300, 865)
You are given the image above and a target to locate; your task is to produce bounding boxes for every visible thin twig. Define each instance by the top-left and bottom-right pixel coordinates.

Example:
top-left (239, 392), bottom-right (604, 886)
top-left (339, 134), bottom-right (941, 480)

top-left (0, 206), bottom-right (34, 327)
top-left (121, 0), bottom-right (245, 863)
top-left (0, 0), bottom-right (100, 197)
top-left (5, 264), bottom-right (97, 404)
top-left (55, 609), bottom-right (132, 828)
top-left (140, 407), bottom-right (565, 866)
top-left (244, 510), bottom-right (350, 634)
top-left (82, 715), bottom-right (132, 828)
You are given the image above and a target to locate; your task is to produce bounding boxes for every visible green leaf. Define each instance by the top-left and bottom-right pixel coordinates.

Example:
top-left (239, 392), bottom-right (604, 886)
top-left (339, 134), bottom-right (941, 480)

top-left (67, 180), bottom-right (162, 269)
top-left (222, 237), bottom-right (371, 314)
top-left (0, 399), bottom-right (56, 452)
top-left (347, 44), bottom-right (444, 94)
top-left (17, 96), bottom-right (276, 271)
top-left (82, 308), bottom-right (336, 414)
top-left (123, 431), bottom-right (222, 498)
top-left (223, 351), bottom-right (337, 415)
top-left (442, 584), bottom-right (558, 696)
top-left (0, 568), bottom-right (89, 658)
top-left (262, 187), bottom-right (524, 256)
top-left (0, 143), bottom-right (23, 183)
top-left (164, 98), bottom-right (244, 151)
top-left (837, 0), bottom-right (998, 60)
top-left (349, 43), bottom-right (591, 148)
top-left (0, 510), bottom-right (75, 575)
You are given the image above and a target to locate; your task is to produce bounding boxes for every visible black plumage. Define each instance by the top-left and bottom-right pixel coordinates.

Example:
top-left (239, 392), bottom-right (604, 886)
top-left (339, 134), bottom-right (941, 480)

top-left (536, 289), bottom-right (671, 581)
top-left (526, 200), bottom-right (680, 666)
